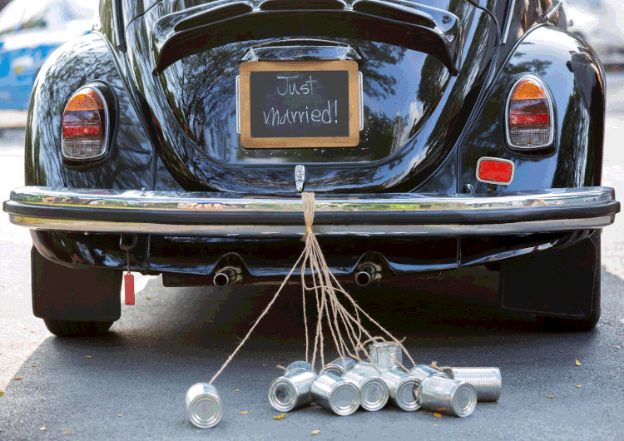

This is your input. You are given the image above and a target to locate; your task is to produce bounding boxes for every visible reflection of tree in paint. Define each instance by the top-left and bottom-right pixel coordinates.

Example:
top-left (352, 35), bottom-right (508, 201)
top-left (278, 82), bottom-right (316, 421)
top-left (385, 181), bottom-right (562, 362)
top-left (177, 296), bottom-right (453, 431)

top-left (159, 38), bottom-right (439, 164)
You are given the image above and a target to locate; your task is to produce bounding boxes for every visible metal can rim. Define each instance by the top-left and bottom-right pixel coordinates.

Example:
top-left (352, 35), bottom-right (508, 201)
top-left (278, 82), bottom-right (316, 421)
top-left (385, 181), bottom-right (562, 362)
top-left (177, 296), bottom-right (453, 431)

top-left (449, 382), bottom-right (478, 418)
top-left (359, 377), bottom-right (389, 412)
top-left (188, 395), bottom-right (223, 429)
top-left (268, 377), bottom-right (299, 412)
top-left (329, 381), bottom-right (361, 416)
top-left (395, 377), bottom-right (420, 412)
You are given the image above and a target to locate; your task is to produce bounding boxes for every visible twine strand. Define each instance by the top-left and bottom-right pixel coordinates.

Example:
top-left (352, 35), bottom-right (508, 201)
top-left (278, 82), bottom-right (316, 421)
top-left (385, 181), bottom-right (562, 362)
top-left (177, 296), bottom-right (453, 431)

top-left (209, 191), bottom-right (417, 387)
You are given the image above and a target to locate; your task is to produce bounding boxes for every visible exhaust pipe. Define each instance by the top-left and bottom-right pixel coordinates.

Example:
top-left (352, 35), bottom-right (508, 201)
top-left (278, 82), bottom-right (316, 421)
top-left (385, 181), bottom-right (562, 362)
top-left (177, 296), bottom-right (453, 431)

top-left (213, 267), bottom-right (241, 287)
top-left (355, 264), bottom-right (377, 287)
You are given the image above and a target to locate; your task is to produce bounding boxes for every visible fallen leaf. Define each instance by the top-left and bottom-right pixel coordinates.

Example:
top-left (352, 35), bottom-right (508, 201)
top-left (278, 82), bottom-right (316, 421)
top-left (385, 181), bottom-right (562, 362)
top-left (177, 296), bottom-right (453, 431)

top-left (13, 377), bottom-right (22, 381)
top-left (118, 414), bottom-right (123, 417)
top-left (575, 359), bottom-right (582, 366)
top-left (62, 428), bottom-right (74, 435)
top-left (146, 297), bottom-right (151, 300)
top-left (546, 395), bottom-right (554, 398)
top-left (196, 430), bottom-right (201, 433)
top-left (239, 411), bottom-right (248, 415)
top-left (274, 413), bottom-right (286, 420)
top-left (32, 365), bottom-right (37, 367)
top-left (576, 385), bottom-right (582, 388)
top-left (0, 392), bottom-right (3, 397)
top-left (234, 389), bottom-right (240, 392)
top-left (85, 356), bottom-right (92, 358)
top-left (40, 427), bottom-right (46, 431)
top-left (312, 430), bottom-right (321, 435)
top-left (434, 413), bottom-right (443, 418)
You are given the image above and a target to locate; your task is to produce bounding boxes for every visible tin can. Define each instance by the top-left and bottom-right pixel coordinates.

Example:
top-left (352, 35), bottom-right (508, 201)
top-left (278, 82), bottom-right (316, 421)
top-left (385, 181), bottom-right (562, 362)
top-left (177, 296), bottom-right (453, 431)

top-left (379, 369), bottom-right (420, 411)
top-left (320, 356), bottom-right (357, 377)
top-left (368, 343), bottom-right (402, 369)
top-left (409, 365), bottom-right (449, 382)
top-left (442, 367), bottom-right (501, 402)
top-left (185, 383), bottom-right (223, 429)
top-left (417, 375), bottom-right (477, 417)
top-left (268, 369), bottom-right (317, 412)
top-left (285, 361), bottom-right (316, 375)
top-left (342, 368), bottom-right (389, 411)
top-left (351, 361), bottom-right (388, 376)
top-left (311, 373), bottom-right (361, 416)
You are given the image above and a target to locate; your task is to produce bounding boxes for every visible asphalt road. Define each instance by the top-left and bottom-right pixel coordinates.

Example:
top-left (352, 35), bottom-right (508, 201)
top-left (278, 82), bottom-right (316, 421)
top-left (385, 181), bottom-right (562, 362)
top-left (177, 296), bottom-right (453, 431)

top-left (1, 73), bottom-right (624, 440)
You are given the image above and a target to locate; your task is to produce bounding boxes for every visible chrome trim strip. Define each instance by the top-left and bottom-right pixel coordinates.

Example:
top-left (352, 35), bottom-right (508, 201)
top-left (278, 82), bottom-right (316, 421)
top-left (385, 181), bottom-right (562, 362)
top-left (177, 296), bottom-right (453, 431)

top-left (501, 0), bottom-right (516, 46)
top-left (236, 75), bottom-right (241, 135)
top-left (544, 0), bottom-right (563, 20)
top-left (359, 71), bottom-right (364, 131)
top-left (8, 214), bottom-right (615, 236)
top-left (7, 186), bottom-right (615, 213)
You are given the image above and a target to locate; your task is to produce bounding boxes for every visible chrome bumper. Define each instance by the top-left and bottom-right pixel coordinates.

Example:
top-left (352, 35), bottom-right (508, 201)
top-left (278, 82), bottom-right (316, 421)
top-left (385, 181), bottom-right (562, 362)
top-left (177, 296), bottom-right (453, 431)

top-left (3, 186), bottom-right (619, 237)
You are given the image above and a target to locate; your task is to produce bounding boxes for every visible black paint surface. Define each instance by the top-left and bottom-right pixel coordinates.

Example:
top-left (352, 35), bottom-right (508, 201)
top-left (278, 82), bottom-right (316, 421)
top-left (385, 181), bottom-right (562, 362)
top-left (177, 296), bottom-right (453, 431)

top-left (249, 70), bottom-right (350, 138)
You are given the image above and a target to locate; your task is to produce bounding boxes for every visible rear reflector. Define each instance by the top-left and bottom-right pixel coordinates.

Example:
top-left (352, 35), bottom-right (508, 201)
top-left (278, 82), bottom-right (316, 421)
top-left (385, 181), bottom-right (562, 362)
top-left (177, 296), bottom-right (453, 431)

top-left (62, 87), bottom-right (108, 161)
top-left (477, 157), bottom-right (514, 185)
top-left (506, 75), bottom-right (553, 149)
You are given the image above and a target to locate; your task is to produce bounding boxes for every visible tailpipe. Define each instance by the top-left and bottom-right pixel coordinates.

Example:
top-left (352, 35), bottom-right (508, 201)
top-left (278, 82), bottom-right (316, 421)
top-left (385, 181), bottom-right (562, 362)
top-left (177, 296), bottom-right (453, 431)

top-left (213, 267), bottom-right (242, 287)
top-left (356, 264), bottom-right (379, 287)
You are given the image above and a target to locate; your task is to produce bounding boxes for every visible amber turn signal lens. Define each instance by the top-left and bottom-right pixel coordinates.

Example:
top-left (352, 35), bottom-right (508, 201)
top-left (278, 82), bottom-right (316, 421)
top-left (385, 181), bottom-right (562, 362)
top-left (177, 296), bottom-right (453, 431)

top-left (477, 157), bottom-right (514, 185)
top-left (62, 87), bottom-right (108, 161)
top-left (506, 76), bottom-right (553, 149)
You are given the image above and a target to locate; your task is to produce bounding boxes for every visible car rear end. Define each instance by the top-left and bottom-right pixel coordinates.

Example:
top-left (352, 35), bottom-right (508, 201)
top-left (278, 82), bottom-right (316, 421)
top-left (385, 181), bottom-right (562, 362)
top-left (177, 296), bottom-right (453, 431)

top-left (3, 0), bottom-right (619, 335)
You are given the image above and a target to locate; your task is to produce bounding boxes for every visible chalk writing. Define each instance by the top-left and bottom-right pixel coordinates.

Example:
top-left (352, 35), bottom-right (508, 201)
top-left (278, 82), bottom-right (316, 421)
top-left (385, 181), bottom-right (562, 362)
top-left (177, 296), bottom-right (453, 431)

top-left (276, 75), bottom-right (318, 96)
top-left (263, 100), bottom-right (338, 127)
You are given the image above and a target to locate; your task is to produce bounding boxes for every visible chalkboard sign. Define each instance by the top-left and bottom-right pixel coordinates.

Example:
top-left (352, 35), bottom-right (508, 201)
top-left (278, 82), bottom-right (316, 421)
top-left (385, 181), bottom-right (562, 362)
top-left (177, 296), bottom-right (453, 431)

top-left (239, 61), bottom-right (360, 148)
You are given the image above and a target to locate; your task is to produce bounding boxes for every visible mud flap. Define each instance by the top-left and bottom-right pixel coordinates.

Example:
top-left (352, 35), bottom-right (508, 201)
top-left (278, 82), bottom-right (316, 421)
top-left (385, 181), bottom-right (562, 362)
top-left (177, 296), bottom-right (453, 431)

top-left (32, 247), bottom-right (122, 322)
top-left (499, 234), bottom-right (598, 319)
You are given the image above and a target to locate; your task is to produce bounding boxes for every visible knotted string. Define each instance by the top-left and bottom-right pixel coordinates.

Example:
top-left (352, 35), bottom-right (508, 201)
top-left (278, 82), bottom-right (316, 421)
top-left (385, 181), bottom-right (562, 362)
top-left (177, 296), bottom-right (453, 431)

top-left (209, 192), bottom-right (415, 386)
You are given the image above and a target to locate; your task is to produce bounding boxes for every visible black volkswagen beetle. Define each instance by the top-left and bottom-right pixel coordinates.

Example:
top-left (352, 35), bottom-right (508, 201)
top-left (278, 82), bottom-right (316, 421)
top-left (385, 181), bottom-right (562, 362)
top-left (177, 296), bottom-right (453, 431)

top-left (3, 0), bottom-right (620, 336)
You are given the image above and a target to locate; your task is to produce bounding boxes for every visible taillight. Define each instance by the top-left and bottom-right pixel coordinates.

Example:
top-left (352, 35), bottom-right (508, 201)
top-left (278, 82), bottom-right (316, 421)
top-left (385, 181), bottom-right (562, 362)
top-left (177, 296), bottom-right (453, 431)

top-left (506, 75), bottom-right (554, 149)
top-left (62, 87), bottom-right (109, 161)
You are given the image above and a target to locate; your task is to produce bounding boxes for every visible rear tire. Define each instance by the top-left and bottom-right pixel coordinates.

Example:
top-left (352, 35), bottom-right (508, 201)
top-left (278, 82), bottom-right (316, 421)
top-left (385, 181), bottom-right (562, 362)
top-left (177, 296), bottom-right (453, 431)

top-left (43, 319), bottom-right (114, 337)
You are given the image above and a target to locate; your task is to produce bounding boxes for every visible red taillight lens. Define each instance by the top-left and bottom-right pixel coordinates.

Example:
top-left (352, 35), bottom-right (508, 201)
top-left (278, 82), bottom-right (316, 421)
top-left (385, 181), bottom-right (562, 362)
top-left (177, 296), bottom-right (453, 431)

top-left (506, 76), bottom-right (553, 149)
top-left (477, 157), bottom-right (514, 185)
top-left (62, 87), bottom-right (108, 160)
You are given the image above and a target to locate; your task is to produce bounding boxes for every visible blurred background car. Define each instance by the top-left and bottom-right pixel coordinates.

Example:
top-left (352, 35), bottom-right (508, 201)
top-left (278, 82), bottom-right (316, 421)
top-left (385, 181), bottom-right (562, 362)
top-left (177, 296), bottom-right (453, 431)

top-left (564, 0), bottom-right (624, 67)
top-left (0, 0), bottom-right (97, 110)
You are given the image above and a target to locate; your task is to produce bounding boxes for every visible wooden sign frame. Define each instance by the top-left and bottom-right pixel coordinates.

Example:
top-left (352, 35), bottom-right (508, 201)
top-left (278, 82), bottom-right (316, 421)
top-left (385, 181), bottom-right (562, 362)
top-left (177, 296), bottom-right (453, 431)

top-left (238, 60), bottom-right (360, 148)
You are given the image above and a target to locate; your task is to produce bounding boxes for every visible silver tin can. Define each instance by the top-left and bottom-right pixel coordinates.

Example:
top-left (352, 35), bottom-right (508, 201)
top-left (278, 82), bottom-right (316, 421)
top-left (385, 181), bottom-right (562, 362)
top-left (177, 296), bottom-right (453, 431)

top-left (442, 367), bottom-right (501, 402)
top-left (185, 383), bottom-right (223, 429)
top-left (418, 375), bottom-right (477, 417)
top-left (351, 361), bottom-right (388, 376)
top-left (285, 361), bottom-right (316, 375)
top-left (368, 343), bottom-right (402, 369)
top-left (311, 373), bottom-right (361, 416)
top-left (268, 369), bottom-right (317, 412)
top-left (379, 369), bottom-right (420, 411)
top-left (342, 368), bottom-right (389, 411)
top-left (409, 365), bottom-right (449, 382)
top-left (320, 357), bottom-right (357, 377)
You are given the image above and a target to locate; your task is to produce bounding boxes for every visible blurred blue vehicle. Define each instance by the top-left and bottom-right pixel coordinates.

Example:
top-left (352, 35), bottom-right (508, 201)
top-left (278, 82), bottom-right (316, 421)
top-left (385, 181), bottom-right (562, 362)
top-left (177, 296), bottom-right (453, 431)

top-left (0, 0), bottom-right (97, 110)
